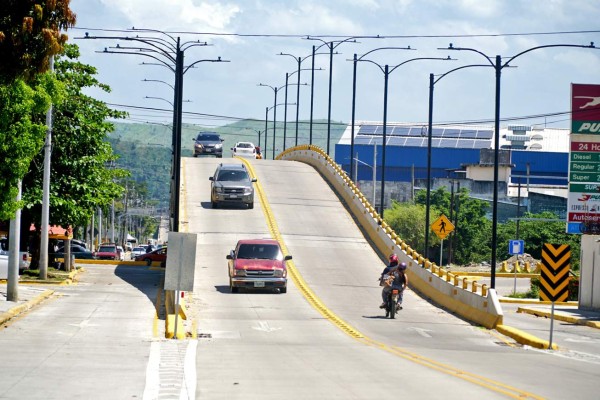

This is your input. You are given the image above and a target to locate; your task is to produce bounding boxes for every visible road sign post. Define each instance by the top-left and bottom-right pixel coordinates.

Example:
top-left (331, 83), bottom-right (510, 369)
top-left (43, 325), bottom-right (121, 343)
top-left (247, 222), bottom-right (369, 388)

top-left (509, 239), bottom-right (525, 294)
top-left (540, 243), bottom-right (571, 349)
top-left (431, 215), bottom-right (454, 267)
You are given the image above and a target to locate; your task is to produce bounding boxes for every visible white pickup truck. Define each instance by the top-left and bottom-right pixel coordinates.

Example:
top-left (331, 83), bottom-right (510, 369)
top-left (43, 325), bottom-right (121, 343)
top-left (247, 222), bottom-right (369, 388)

top-left (0, 240), bottom-right (30, 279)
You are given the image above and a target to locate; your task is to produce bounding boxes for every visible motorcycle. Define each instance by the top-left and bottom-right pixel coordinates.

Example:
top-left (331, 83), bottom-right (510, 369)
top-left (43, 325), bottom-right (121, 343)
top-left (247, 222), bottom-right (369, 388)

top-left (384, 287), bottom-right (401, 319)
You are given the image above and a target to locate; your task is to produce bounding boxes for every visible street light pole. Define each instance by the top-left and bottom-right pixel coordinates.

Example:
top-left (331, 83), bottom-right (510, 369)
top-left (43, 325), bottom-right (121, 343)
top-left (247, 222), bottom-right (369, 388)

top-left (425, 63), bottom-right (491, 261)
top-left (279, 53), bottom-right (323, 147)
top-left (80, 29), bottom-right (228, 234)
top-left (349, 46), bottom-right (414, 183)
top-left (306, 36), bottom-right (363, 155)
top-left (357, 55), bottom-right (453, 218)
top-left (444, 41), bottom-right (597, 288)
top-left (262, 101), bottom-right (297, 159)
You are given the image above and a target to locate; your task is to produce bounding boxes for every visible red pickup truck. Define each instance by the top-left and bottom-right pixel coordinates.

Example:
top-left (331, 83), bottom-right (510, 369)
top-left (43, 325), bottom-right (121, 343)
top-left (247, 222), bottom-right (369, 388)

top-left (227, 238), bottom-right (292, 293)
top-left (94, 244), bottom-right (120, 261)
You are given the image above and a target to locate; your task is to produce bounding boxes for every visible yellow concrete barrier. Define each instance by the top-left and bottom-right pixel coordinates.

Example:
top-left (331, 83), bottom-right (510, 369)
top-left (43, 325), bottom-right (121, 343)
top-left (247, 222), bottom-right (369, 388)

top-left (279, 146), bottom-right (503, 329)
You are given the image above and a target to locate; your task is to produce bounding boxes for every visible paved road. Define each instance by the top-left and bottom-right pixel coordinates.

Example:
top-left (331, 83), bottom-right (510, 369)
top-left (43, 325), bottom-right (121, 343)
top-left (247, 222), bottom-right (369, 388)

top-left (183, 157), bottom-right (600, 399)
top-left (1, 155), bottom-right (599, 399)
top-left (0, 264), bottom-right (172, 399)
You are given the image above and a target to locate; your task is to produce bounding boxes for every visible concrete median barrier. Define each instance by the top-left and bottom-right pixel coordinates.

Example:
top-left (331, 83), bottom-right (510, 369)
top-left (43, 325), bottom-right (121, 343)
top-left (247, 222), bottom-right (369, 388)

top-left (279, 145), bottom-right (503, 329)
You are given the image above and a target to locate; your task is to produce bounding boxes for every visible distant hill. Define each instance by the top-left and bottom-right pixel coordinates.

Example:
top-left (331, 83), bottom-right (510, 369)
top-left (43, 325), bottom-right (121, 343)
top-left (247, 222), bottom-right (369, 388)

top-left (108, 119), bottom-right (347, 207)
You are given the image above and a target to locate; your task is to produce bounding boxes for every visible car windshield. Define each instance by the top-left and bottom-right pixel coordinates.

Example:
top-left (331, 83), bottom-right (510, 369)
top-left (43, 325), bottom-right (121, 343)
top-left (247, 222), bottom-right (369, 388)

top-left (237, 244), bottom-right (282, 260)
top-left (217, 170), bottom-right (249, 182)
top-left (98, 246), bottom-right (115, 252)
top-left (237, 143), bottom-right (253, 148)
top-left (197, 134), bottom-right (220, 141)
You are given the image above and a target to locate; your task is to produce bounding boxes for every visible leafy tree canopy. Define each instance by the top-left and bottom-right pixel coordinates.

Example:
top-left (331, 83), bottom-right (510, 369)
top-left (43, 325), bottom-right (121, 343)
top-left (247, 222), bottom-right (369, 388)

top-left (0, 73), bottom-right (64, 220)
top-left (0, 0), bottom-right (76, 83)
top-left (22, 43), bottom-right (129, 230)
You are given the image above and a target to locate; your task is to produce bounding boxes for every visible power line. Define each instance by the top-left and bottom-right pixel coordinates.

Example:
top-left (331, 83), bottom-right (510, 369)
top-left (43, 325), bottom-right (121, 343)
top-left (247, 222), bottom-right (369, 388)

top-left (72, 26), bottom-right (600, 40)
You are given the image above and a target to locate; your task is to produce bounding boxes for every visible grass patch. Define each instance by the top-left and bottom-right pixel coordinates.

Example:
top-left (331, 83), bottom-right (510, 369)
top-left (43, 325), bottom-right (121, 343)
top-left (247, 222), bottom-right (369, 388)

top-left (21, 267), bottom-right (77, 282)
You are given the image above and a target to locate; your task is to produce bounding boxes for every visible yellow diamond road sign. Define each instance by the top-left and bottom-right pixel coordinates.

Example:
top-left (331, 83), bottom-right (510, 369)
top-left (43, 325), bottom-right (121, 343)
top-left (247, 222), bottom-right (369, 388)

top-left (432, 214), bottom-right (454, 240)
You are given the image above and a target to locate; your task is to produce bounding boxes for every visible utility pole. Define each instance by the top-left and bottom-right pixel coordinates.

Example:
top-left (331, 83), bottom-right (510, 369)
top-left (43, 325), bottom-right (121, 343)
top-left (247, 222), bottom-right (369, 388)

top-left (39, 56), bottom-right (54, 280)
top-left (7, 182), bottom-right (22, 301)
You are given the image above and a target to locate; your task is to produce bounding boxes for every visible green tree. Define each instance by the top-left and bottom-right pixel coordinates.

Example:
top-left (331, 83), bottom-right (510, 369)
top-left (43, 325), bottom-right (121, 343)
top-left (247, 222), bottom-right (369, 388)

top-left (21, 44), bottom-right (128, 266)
top-left (0, 0), bottom-right (76, 84)
top-left (412, 187), bottom-right (491, 264)
top-left (0, 75), bottom-right (63, 220)
top-left (497, 211), bottom-right (581, 270)
top-left (385, 200), bottom-right (439, 253)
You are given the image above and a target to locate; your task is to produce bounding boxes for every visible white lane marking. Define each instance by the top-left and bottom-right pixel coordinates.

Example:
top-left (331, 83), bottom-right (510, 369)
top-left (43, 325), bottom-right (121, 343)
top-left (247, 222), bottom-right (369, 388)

top-left (252, 320), bottom-right (282, 333)
top-left (181, 340), bottom-right (197, 400)
top-left (68, 319), bottom-right (98, 328)
top-left (143, 341), bottom-right (160, 400)
top-left (407, 327), bottom-right (433, 338)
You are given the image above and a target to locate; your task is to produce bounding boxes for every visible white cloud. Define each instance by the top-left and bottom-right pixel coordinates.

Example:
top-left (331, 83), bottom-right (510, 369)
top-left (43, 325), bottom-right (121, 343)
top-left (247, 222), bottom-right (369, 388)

top-left (99, 0), bottom-right (240, 31)
top-left (258, 2), bottom-right (363, 35)
top-left (455, 0), bottom-right (502, 18)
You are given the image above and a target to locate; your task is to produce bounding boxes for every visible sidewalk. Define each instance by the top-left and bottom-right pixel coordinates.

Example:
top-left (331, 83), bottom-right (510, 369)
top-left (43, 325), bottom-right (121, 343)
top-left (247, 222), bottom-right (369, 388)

top-left (514, 302), bottom-right (600, 329)
top-left (0, 284), bottom-right (55, 325)
top-left (494, 296), bottom-right (600, 350)
top-left (0, 268), bottom-right (81, 325)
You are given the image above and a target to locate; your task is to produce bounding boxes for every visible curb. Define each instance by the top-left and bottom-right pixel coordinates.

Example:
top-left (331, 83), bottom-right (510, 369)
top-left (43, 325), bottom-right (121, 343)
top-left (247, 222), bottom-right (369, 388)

top-left (17, 267), bottom-right (85, 286)
top-left (0, 289), bottom-right (55, 326)
top-left (495, 324), bottom-right (558, 350)
top-left (517, 307), bottom-right (600, 329)
top-left (499, 298), bottom-right (576, 306)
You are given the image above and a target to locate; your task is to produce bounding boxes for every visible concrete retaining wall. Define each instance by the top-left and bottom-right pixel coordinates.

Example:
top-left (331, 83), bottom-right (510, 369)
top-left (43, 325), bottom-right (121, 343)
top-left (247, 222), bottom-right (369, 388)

top-left (279, 145), bottom-right (503, 328)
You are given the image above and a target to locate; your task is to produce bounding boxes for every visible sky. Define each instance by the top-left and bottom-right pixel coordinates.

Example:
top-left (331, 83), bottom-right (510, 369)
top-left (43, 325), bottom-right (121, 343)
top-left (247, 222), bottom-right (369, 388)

top-left (68, 0), bottom-right (600, 134)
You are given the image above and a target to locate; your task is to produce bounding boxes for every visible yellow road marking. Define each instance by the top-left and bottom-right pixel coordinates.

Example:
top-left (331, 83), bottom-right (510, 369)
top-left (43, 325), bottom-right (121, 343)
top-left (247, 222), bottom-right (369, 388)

top-left (240, 158), bottom-right (543, 400)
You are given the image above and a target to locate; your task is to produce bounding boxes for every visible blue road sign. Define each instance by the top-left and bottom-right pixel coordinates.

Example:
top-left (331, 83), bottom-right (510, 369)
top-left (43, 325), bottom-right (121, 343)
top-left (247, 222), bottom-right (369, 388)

top-left (509, 240), bottom-right (525, 255)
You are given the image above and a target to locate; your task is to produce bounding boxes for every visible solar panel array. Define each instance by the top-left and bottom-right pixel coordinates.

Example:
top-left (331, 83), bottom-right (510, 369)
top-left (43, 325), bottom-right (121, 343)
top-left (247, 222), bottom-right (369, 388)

top-left (355, 125), bottom-right (493, 149)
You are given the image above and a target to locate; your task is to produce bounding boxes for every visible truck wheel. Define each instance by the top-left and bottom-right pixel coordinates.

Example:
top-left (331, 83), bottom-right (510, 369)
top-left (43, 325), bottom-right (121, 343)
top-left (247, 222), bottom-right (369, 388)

top-left (280, 286), bottom-right (287, 294)
top-left (144, 258), bottom-right (152, 266)
top-left (248, 202), bottom-right (254, 209)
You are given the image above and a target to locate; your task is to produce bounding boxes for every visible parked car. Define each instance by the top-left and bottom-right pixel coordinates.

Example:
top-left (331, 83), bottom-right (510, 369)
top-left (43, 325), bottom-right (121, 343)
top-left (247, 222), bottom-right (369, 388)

top-left (0, 248), bottom-right (27, 278)
top-left (227, 238), bottom-right (292, 293)
top-left (50, 243), bottom-right (96, 260)
top-left (131, 246), bottom-right (147, 259)
top-left (192, 132), bottom-right (224, 158)
top-left (231, 141), bottom-right (258, 158)
top-left (116, 245), bottom-right (125, 261)
top-left (0, 237), bottom-right (30, 275)
top-left (209, 163), bottom-right (257, 209)
top-left (94, 243), bottom-right (120, 261)
top-left (135, 247), bottom-right (167, 266)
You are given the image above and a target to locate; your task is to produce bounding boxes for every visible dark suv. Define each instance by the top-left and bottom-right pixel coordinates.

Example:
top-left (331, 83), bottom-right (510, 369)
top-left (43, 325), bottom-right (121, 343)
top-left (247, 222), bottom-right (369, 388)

top-left (209, 163), bottom-right (257, 209)
top-left (192, 132), bottom-right (224, 158)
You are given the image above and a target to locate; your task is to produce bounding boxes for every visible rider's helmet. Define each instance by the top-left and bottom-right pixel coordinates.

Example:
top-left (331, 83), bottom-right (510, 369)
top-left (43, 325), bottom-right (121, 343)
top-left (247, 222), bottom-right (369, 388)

top-left (398, 262), bottom-right (407, 271)
top-left (388, 254), bottom-right (399, 267)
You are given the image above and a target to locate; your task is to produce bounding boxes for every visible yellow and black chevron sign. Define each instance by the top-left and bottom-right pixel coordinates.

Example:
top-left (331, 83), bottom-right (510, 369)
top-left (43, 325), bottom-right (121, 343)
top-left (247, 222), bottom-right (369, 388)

top-left (540, 243), bottom-right (571, 302)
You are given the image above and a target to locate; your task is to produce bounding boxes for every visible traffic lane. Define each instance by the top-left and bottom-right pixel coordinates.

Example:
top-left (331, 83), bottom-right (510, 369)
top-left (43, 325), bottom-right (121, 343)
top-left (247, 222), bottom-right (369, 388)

top-left (183, 158), bottom-right (507, 399)
top-left (501, 302), bottom-right (600, 356)
top-left (254, 159), bottom-right (494, 349)
top-left (254, 159), bottom-right (600, 399)
top-left (0, 264), bottom-right (161, 399)
top-left (183, 156), bottom-right (269, 236)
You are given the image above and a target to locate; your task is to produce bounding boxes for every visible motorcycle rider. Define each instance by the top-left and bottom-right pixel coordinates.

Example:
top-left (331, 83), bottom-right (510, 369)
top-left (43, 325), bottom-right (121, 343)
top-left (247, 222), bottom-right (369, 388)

top-left (379, 254), bottom-right (399, 308)
top-left (379, 254), bottom-right (408, 310)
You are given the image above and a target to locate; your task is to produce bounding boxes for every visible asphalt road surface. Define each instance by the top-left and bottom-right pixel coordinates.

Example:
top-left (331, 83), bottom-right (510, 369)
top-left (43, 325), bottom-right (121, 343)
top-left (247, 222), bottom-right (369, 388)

top-left (2, 155), bottom-right (599, 400)
top-left (183, 157), bottom-right (600, 400)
